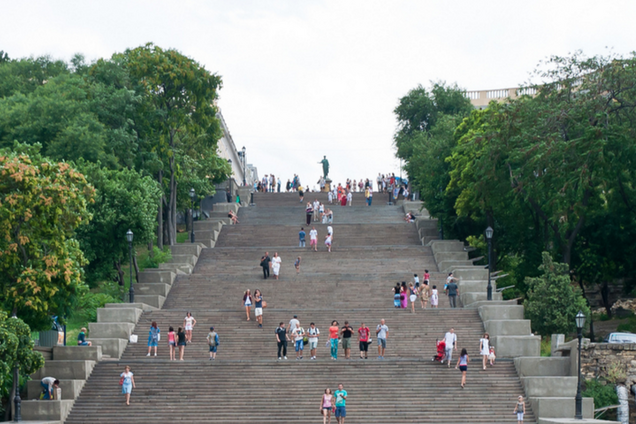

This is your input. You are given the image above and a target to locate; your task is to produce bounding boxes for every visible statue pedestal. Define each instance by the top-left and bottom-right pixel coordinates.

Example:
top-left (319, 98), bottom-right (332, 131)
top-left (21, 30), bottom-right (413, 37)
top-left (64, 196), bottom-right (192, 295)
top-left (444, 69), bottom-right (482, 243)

top-left (323, 178), bottom-right (332, 193)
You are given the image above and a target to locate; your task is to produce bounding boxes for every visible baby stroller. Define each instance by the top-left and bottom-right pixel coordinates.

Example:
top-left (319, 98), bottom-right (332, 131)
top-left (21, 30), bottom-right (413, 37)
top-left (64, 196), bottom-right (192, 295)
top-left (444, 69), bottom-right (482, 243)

top-left (432, 339), bottom-right (446, 362)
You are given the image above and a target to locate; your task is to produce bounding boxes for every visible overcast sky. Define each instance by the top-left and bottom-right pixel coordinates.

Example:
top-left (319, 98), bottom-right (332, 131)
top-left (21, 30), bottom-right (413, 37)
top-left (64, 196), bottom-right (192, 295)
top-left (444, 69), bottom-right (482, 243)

top-left (2, 1), bottom-right (635, 189)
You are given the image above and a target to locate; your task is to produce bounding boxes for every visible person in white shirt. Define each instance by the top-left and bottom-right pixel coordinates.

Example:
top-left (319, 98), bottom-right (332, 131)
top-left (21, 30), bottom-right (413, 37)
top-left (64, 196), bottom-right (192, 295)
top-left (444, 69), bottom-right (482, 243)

top-left (313, 199), bottom-right (320, 222)
top-left (325, 234), bottom-right (332, 252)
top-left (307, 323), bottom-right (320, 360)
top-left (309, 226), bottom-right (318, 252)
top-left (293, 323), bottom-right (305, 360)
top-left (288, 315), bottom-right (300, 335)
top-left (328, 191), bottom-right (333, 204)
top-left (327, 226), bottom-right (333, 242)
top-left (271, 252), bottom-right (282, 280)
top-left (346, 191), bottom-right (352, 206)
top-left (443, 328), bottom-right (458, 368)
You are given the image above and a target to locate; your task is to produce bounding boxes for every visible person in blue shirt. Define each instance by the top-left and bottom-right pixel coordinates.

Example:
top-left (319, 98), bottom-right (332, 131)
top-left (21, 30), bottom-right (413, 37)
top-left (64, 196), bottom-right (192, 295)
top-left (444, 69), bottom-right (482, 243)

top-left (78, 327), bottom-right (92, 346)
top-left (334, 383), bottom-right (348, 423)
top-left (299, 227), bottom-right (306, 247)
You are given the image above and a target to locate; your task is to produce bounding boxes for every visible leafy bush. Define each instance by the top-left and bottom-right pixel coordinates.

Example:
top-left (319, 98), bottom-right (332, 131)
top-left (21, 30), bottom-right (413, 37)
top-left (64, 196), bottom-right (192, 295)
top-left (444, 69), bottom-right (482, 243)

top-left (75, 291), bottom-right (120, 323)
top-left (616, 316), bottom-right (636, 333)
top-left (524, 252), bottom-right (590, 336)
top-left (139, 246), bottom-right (172, 269)
top-left (582, 379), bottom-right (618, 410)
top-left (540, 337), bottom-right (551, 357)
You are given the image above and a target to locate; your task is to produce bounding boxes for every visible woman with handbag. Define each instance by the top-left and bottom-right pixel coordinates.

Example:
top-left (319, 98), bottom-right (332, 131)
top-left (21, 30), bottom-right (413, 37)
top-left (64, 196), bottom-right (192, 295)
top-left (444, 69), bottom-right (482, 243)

top-left (119, 365), bottom-right (135, 405)
top-left (146, 321), bottom-right (160, 357)
top-left (320, 388), bottom-right (333, 424)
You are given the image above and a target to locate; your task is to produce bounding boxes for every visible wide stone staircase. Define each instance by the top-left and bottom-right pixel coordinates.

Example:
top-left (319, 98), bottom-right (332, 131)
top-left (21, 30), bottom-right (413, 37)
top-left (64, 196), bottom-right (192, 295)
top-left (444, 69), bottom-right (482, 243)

top-left (61, 192), bottom-right (538, 423)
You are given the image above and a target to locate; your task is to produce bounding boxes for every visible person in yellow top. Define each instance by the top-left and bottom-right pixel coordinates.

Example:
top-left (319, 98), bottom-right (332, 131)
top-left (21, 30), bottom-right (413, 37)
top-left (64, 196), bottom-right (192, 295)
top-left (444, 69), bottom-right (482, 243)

top-left (298, 185), bottom-right (304, 202)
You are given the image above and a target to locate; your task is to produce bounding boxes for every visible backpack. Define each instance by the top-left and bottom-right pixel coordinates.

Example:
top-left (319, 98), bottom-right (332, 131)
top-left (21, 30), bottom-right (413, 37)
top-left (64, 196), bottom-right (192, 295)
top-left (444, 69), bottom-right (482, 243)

top-left (207, 331), bottom-right (218, 347)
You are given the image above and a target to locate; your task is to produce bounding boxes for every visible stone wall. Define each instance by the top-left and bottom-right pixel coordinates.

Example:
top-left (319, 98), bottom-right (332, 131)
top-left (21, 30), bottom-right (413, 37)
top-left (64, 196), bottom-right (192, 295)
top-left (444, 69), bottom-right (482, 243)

top-left (581, 342), bottom-right (636, 422)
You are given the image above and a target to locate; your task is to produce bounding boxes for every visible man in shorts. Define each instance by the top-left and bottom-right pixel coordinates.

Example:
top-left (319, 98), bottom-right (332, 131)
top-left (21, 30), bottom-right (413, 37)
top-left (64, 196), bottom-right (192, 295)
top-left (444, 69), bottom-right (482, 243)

top-left (358, 322), bottom-right (370, 359)
top-left (376, 319), bottom-right (389, 359)
top-left (307, 322), bottom-right (319, 360)
top-left (254, 292), bottom-right (264, 328)
top-left (206, 327), bottom-right (219, 360)
top-left (309, 226), bottom-right (318, 252)
top-left (334, 383), bottom-right (348, 424)
top-left (340, 321), bottom-right (353, 360)
top-left (292, 322), bottom-right (305, 360)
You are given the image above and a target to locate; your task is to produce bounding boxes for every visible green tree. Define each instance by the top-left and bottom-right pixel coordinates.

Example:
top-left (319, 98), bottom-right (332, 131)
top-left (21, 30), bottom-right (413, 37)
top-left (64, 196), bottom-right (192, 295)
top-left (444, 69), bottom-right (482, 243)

top-left (0, 55), bottom-right (68, 98)
top-left (394, 82), bottom-right (473, 161)
top-left (524, 252), bottom-right (589, 336)
top-left (119, 43), bottom-right (224, 247)
top-left (0, 311), bottom-right (44, 419)
top-left (0, 143), bottom-right (93, 330)
top-left (74, 161), bottom-right (162, 287)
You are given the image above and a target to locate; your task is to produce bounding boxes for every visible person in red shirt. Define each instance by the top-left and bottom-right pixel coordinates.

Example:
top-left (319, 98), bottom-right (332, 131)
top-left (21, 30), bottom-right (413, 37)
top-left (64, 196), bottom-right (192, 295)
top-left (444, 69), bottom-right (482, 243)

top-left (358, 322), bottom-right (370, 359)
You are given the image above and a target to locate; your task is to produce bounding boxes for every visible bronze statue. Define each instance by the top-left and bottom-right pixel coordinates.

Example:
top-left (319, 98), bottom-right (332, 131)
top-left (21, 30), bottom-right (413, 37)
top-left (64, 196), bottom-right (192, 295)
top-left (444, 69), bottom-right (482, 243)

top-left (319, 156), bottom-right (329, 178)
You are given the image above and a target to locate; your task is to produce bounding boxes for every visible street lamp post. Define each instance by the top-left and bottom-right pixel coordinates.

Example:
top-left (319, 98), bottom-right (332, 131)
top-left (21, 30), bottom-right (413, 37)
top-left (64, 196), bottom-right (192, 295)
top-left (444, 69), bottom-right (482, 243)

top-left (227, 159), bottom-right (233, 202)
top-left (126, 230), bottom-right (134, 303)
top-left (241, 146), bottom-right (246, 187)
top-left (575, 310), bottom-right (586, 420)
top-left (189, 188), bottom-right (196, 243)
top-left (485, 226), bottom-right (494, 301)
top-left (11, 313), bottom-right (21, 422)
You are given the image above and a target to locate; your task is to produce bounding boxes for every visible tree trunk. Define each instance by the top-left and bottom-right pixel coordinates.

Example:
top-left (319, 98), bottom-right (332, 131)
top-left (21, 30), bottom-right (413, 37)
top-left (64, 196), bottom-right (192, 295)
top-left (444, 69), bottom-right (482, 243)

top-left (4, 386), bottom-right (14, 421)
top-left (114, 260), bottom-right (125, 286)
top-left (600, 281), bottom-right (612, 319)
top-left (165, 155), bottom-right (177, 246)
top-left (157, 170), bottom-right (164, 250)
top-left (132, 255), bottom-right (140, 283)
top-left (148, 240), bottom-right (154, 258)
top-left (577, 277), bottom-right (595, 341)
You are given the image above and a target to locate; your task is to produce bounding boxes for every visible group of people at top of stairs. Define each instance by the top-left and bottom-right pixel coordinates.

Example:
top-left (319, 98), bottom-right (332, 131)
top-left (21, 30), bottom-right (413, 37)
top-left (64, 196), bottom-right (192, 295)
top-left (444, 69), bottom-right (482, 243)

top-left (255, 172), bottom-right (411, 198)
top-left (274, 315), bottom-right (390, 362)
top-left (394, 271), bottom-right (460, 312)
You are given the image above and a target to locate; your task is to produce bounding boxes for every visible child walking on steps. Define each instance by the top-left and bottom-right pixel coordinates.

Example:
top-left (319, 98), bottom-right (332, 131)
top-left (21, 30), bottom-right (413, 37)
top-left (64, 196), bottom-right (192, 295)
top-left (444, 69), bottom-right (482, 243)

top-left (514, 395), bottom-right (526, 423)
top-left (430, 285), bottom-right (439, 308)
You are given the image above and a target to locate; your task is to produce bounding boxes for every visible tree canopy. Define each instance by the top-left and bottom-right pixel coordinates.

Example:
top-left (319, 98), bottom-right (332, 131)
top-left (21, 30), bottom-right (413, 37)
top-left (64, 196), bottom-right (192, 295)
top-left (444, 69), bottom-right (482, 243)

top-left (397, 52), bottom-right (636, 313)
top-left (0, 145), bottom-right (93, 330)
top-left (0, 44), bottom-right (231, 328)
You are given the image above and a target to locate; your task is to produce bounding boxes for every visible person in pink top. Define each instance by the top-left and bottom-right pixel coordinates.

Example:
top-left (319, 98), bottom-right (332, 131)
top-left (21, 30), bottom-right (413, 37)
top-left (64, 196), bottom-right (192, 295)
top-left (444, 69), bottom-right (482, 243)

top-left (167, 326), bottom-right (176, 361)
top-left (320, 388), bottom-right (334, 424)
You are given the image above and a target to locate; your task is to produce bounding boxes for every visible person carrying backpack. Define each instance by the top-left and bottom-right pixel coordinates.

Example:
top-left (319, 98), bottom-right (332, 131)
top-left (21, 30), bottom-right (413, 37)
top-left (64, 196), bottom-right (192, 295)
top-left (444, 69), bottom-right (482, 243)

top-left (206, 327), bottom-right (220, 360)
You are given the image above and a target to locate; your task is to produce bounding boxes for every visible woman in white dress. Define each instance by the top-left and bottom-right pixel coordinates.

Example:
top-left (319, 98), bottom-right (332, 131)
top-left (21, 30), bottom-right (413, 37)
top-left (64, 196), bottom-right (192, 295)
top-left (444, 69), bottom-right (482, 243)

top-left (271, 252), bottom-right (282, 280)
top-left (183, 312), bottom-right (196, 343)
top-left (479, 332), bottom-right (490, 370)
